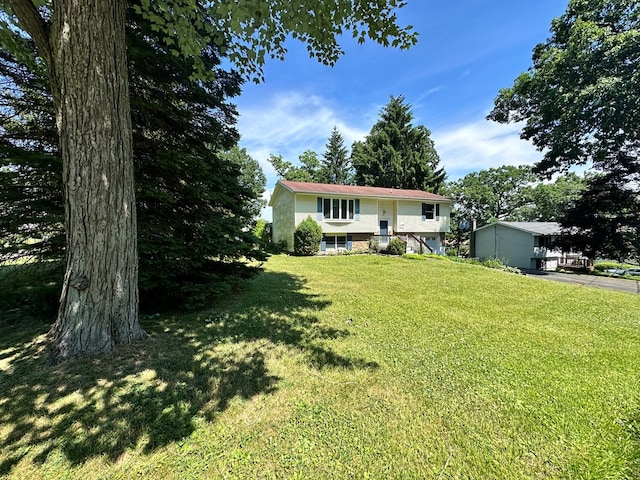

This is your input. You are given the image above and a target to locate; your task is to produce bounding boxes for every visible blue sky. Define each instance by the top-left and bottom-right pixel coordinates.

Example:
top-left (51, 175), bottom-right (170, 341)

top-left (234, 1), bottom-right (569, 219)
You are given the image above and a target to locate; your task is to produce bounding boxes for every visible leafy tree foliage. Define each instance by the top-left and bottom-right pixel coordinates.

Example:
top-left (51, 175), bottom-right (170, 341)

top-left (219, 146), bottom-right (267, 220)
top-left (446, 165), bottom-right (536, 227)
top-left (519, 172), bottom-right (587, 222)
top-left (321, 127), bottom-right (353, 184)
top-left (556, 165), bottom-right (640, 262)
top-left (488, 0), bottom-right (639, 260)
top-left (352, 95), bottom-right (445, 192)
top-left (294, 216), bottom-right (322, 256)
top-left (269, 127), bottom-right (354, 185)
top-left (1, 6), bottom-right (267, 312)
top-left (269, 150), bottom-right (325, 183)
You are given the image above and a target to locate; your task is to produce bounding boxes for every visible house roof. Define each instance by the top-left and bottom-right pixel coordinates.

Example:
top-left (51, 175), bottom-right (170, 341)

top-left (270, 180), bottom-right (450, 204)
top-left (475, 221), bottom-right (562, 235)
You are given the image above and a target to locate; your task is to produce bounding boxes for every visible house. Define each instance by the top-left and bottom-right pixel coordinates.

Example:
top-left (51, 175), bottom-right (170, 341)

top-left (268, 180), bottom-right (451, 254)
top-left (471, 221), bottom-right (581, 271)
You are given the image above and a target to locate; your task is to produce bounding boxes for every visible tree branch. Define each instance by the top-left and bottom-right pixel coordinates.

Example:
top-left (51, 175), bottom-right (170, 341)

top-left (4, 0), bottom-right (51, 64)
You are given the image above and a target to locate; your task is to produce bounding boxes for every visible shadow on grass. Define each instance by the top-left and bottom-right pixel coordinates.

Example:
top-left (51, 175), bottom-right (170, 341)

top-left (0, 270), bottom-right (378, 474)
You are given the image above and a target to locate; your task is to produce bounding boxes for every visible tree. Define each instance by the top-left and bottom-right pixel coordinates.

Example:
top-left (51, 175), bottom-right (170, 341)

top-left (352, 95), bottom-right (445, 192)
top-left (219, 146), bottom-right (267, 221)
top-left (269, 150), bottom-right (324, 183)
top-left (446, 165), bottom-right (535, 227)
top-left (320, 127), bottom-right (353, 184)
top-left (556, 165), bottom-right (640, 262)
top-left (1, 0), bottom-right (417, 362)
top-left (488, 0), bottom-right (640, 259)
top-left (1, 4), bottom-right (266, 313)
top-left (518, 172), bottom-right (586, 222)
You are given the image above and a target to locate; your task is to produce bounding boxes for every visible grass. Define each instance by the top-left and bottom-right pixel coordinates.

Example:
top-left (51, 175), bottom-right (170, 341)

top-left (1, 254), bottom-right (640, 478)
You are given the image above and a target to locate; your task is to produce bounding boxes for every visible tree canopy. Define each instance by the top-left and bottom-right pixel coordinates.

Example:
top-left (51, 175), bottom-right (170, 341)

top-left (352, 95), bottom-right (445, 192)
top-left (488, 0), bottom-right (639, 261)
top-left (488, 0), bottom-right (640, 176)
top-left (447, 166), bottom-right (587, 227)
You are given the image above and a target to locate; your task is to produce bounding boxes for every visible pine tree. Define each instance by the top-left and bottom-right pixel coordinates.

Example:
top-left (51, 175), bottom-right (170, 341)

top-left (320, 127), bottom-right (353, 184)
top-left (352, 96), bottom-right (445, 192)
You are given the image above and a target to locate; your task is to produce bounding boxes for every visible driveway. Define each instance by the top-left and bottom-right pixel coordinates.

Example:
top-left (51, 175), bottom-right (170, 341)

top-left (522, 269), bottom-right (640, 295)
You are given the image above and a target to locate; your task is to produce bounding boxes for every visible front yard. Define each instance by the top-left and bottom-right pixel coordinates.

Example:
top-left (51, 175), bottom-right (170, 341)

top-left (1, 254), bottom-right (639, 478)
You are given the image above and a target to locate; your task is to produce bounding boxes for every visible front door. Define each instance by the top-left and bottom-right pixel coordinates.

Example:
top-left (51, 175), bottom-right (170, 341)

top-left (379, 220), bottom-right (389, 246)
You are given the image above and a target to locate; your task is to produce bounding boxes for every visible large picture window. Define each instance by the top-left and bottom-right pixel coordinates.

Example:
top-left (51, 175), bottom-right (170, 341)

top-left (319, 197), bottom-right (356, 220)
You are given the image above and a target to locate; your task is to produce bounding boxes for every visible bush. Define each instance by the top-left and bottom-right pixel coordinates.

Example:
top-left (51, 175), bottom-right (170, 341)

top-left (386, 238), bottom-right (406, 255)
top-left (294, 217), bottom-right (322, 256)
top-left (593, 261), bottom-right (633, 272)
top-left (253, 219), bottom-right (271, 245)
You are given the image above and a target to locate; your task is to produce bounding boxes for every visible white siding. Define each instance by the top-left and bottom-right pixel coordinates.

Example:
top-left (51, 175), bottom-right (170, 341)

top-left (271, 188), bottom-right (296, 251)
top-left (396, 200), bottom-right (450, 233)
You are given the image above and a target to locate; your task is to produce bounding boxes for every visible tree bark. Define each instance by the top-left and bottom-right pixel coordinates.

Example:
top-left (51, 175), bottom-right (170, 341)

top-left (43, 0), bottom-right (146, 362)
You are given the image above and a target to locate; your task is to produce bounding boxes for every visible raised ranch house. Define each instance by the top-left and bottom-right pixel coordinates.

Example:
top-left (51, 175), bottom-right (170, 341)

top-left (269, 180), bottom-right (451, 254)
top-left (471, 221), bottom-right (582, 271)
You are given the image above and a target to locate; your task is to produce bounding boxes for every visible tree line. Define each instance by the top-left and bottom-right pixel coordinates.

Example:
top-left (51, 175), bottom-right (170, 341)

top-left (269, 95), bottom-right (447, 194)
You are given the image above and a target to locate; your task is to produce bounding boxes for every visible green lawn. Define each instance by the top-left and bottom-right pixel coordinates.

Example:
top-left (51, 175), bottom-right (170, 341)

top-left (1, 254), bottom-right (639, 479)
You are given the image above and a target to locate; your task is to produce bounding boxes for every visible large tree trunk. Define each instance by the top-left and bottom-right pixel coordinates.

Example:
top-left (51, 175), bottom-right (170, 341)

top-left (45, 0), bottom-right (146, 362)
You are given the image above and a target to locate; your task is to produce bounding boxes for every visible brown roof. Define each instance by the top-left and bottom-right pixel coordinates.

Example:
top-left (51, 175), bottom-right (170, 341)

top-left (275, 180), bottom-right (450, 202)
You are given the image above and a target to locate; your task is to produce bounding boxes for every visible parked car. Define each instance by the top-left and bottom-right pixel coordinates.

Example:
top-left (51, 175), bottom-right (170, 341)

top-left (605, 268), bottom-right (627, 275)
top-left (605, 267), bottom-right (640, 276)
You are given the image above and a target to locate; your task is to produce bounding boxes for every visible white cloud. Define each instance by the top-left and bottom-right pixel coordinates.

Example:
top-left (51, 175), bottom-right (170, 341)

top-left (432, 119), bottom-right (543, 180)
top-left (237, 91), bottom-right (369, 186)
top-left (238, 89), bottom-right (544, 203)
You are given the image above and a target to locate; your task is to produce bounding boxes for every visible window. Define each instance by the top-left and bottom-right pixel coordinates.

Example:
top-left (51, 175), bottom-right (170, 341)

top-left (322, 235), bottom-right (352, 251)
top-left (422, 203), bottom-right (440, 220)
top-left (317, 197), bottom-right (357, 220)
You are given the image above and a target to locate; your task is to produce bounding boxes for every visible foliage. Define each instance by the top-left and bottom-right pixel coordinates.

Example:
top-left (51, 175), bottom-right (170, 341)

top-left (293, 216), bottom-right (322, 256)
top-left (269, 127), bottom-right (355, 185)
top-left (555, 167), bottom-right (640, 262)
top-left (352, 95), bottom-right (446, 193)
top-left (218, 146), bottom-right (267, 220)
top-left (320, 126), bottom-right (353, 184)
top-left (446, 165), bottom-right (536, 227)
top-left (488, 0), bottom-right (640, 260)
top-left (0, 261), bottom-right (62, 319)
top-left (0, 5), bottom-right (267, 312)
top-left (253, 219), bottom-right (270, 245)
top-left (488, 0), bottom-right (640, 176)
top-left (593, 261), bottom-right (636, 272)
top-left (385, 237), bottom-right (406, 255)
top-left (2, 255), bottom-right (640, 478)
top-left (269, 150), bottom-right (325, 183)
top-left (519, 172), bottom-right (587, 222)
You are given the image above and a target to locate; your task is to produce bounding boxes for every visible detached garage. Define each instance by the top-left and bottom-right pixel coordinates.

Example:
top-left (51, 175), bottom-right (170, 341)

top-left (471, 221), bottom-right (580, 271)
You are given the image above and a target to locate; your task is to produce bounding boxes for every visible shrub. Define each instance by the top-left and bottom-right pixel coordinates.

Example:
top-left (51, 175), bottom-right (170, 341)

top-left (294, 217), bottom-right (322, 256)
top-left (253, 219), bottom-right (271, 245)
top-left (386, 237), bottom-right (406, 255)
top-left (593, 261), bottom-right (633, 272)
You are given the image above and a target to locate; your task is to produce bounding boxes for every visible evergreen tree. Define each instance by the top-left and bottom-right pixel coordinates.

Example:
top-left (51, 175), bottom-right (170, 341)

top-left (352, 95), bottom-right (445, 193)
top-left (320, 127), bottom-right (353, 184)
